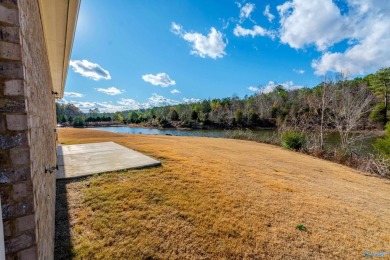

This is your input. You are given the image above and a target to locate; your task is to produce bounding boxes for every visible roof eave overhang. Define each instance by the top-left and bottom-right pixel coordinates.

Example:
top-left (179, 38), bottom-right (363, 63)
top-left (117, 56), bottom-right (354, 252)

top-left (38, 0), bottom-right (80, 99)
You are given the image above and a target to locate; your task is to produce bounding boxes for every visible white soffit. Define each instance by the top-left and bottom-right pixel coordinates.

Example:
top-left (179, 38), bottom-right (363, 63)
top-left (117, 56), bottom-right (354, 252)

top-left (38, 0), bottom-right (80, 98)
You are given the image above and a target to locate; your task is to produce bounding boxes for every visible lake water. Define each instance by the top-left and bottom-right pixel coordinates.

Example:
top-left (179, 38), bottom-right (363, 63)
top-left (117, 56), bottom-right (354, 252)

top-left (90, 126), bottom-right (379, 155)
top-left (90, 126), bottom-right (229, 138)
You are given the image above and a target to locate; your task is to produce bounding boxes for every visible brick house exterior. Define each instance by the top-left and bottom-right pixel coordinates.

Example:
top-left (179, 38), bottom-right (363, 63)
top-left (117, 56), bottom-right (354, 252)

top-left (0, 0), bottom-right (79, 259)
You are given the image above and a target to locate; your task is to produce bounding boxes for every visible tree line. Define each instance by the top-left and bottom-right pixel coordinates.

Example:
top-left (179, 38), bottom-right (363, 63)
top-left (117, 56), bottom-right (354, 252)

top-left (57, 68), bottom-right (389, 132)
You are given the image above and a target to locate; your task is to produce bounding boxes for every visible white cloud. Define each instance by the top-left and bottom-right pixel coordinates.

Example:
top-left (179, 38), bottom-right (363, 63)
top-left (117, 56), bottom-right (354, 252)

top-left (142, 73), bottom-right (176, 87)
top-left (312, 1), bottom-right (390, 75)
top-left (146, 93), bottom-right (180, 107)
top-left (60, 93), bottom-right (201, 112)
top-left (183, 97), bottom-right (201, 104)
top-left (117, 98), bottom-right (142, 110)
top-left (119, 94), bottom-right (186, 109)
top-left (277, 0), bottom-right (346, 51)
top-left (234, 24), bottom-right (275, 38)
top-left (64, 92), bottom-right (84, 98)
top-left (171, 22), bottom-right (184, 36)
top-left (183, 28), bottom-right (227, 59)
top-left (61, 100), bottom-right (124, 113)
top-left (263, 5), bottom-right (275, 22)
top-left (248, 86), bottom-right (261, 92)
top-left (293, 69), bottom-right (305, 74)
top-left (250, 81), bottom-right (303, 94)
top-left (265, 81), bottom-right (303, 93)
top-left (110, 94), bottom-right (181, 111)
top-left (96, 87), bottom-right (124, 96)
top-left (223, 2), bottom-right (255, 29)
top-left (69, 60), bottom-right (111, 80)
top-left (277, 0), bottom-right (390, 76)
top-left (239, 3), bottom-right (255, 22)
top-left (171, 23), bottom-right (227, 59)
top-left (171, 89), bottom-right (181, 94)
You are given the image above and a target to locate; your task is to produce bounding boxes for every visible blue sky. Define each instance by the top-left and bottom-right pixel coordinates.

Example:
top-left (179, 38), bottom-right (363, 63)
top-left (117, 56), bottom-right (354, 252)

top-left (63, 0), bottom-right (390, 112)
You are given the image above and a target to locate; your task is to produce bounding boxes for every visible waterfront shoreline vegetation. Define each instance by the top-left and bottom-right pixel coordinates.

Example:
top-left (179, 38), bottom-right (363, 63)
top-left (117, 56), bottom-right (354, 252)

top-left (57, 69), bottom-right (390, 177)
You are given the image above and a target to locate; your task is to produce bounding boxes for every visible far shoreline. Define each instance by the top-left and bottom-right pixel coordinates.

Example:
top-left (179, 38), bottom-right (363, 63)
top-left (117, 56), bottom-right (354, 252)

top-left (58, 123), bottom-right (385, 136)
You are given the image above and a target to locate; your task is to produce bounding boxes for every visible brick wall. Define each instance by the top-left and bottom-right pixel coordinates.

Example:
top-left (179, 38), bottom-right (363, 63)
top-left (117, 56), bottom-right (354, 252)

top-left (0, 0), bottom-right (57, 259)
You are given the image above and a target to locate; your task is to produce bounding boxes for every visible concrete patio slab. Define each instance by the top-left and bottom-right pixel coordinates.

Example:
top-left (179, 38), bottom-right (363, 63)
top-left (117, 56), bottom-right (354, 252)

top-left (56, 142), bottom-right (161, 179)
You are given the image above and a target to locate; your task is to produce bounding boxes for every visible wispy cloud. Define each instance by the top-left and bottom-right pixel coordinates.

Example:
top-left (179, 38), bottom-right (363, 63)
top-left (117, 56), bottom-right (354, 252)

top-left (69, 60), bottom-right (111, 80)
top-left (64, 91), bottom-right (84, 98)
top-left (171, 22), bottom-right (227, 59)
top-left (117, 98), bottom-right (142, 110)
top-left (263, 81), bottom-right (303, 93)
top-left (234, 24), bottom-right (275, 38)
top-left (147, 93), bottom-right (180, 107)
top-left (171, 22), bottom-right (183, 36)
top-left (183, 97), bottom-right (201, 104)
top-left (171, 89), bottom-right (181, 94)
top-left (60, 99), bottom-right (124, 113)
top-left (293, 69), bottom-right (305, 74)
top-left (239, 3), bottom-right (255, 23)
top-left (142, 73), bottom-right (176, 87)
top-left (96, 87), bottom-right (124, 95)
top-left (249, 81), bottom-right (303, 93)
top-left (263, 5), bottom-right (275, 22)
top-left (119, 93), bottom-right (180, 109)
top-left (61, 93), bottom-right (200, 112)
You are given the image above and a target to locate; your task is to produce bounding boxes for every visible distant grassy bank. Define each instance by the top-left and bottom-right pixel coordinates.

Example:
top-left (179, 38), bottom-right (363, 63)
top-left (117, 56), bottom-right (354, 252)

top-left (55, 128), bottom-right (390, 259)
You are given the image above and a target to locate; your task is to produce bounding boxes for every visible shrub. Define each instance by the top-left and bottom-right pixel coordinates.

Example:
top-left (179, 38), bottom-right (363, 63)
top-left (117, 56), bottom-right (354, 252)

top-left (358, 154), bottom-right (390, 177)
top-left (369, 102), bottom-right (387, 124)
top-left (191, 110), bottom-right (198, 120)
top-left (158, 117), bottom-right (170, 127)
top-left (374, 138), bottom-right (390, 157)
top-left (281, 130), bottom-right (305, 150)
top-left (73, 117), bottom-right (85, 127)
top-left (374, 122), bottom-right (390, 158)
top-left (170, 109), bottom-right (179, 121)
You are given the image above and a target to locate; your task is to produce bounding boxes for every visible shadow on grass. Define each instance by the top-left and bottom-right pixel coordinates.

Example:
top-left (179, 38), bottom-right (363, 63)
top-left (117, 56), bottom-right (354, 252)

top-left (54, 177), bottom-right (89, 259)
top-left (54, 179), bottom-right (73, 259)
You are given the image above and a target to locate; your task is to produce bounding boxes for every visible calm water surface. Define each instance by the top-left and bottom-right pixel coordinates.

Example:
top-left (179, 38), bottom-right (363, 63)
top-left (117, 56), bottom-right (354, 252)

top-left (90, 126), bottom-right (379, 154)
top-left (90, 126), bottom-right (229, 138)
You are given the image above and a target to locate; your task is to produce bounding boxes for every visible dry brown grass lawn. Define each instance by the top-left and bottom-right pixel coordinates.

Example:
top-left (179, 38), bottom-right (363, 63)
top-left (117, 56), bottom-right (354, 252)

top-left (55, 128), bottom-right (390, 259)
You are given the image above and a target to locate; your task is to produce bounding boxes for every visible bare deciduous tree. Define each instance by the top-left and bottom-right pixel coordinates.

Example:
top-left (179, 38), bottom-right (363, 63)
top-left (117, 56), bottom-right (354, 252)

top-left (328, 76), bottom-right (374, 153)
